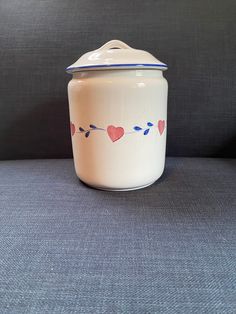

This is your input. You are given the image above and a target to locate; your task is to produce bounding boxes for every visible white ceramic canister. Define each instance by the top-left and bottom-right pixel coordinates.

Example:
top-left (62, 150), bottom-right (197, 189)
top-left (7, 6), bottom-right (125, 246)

top-left (66, 40), bottom-right (168, 191)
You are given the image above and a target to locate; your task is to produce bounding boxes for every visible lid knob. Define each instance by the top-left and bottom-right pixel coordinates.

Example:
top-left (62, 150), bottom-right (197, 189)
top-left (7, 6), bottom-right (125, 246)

top-left (98, 40), bottom-right (133, 51)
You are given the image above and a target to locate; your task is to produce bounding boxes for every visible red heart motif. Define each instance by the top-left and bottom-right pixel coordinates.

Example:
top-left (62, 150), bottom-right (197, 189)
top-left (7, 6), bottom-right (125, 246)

top-left (70, 122), bottom-right (76, 136)
top-left (107, 125), bottom-right (124, 142)
top-left (158, 120), bottom-right (165, 135)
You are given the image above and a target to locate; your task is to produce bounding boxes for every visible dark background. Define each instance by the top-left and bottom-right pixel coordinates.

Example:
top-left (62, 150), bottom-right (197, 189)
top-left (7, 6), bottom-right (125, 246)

top-left (0, 0), bottom-right (235, 160)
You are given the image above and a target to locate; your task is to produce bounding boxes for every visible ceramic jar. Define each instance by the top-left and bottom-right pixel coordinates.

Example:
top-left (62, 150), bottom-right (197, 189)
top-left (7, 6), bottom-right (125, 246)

top-left (66, 40), bottom-right (168, 191)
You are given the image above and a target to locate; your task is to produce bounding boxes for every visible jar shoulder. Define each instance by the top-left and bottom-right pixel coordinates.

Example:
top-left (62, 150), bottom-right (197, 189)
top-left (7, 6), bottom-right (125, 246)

top-left (68, 73), bottom-right (168, 91)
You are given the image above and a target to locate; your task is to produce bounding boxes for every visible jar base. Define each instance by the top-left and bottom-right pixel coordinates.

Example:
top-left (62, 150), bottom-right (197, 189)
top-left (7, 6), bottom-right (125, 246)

top-left (80, 180), bottom-right (156, 192)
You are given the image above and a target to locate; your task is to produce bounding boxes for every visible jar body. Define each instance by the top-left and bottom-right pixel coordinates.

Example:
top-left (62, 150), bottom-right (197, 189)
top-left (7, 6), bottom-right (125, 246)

top-left (68, 69), bottom-right (168, 190)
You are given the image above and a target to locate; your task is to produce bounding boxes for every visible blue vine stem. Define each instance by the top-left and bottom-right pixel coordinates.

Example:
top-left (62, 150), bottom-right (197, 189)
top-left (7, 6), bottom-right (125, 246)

top-left (77, 125), bottom-right (106, 138)
top-left (132, 121), bottom-right (154, 135)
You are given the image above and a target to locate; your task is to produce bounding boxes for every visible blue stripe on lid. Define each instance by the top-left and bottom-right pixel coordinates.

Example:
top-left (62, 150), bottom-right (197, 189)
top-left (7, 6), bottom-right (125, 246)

top-left (66, 63), bottom-right (168, 72)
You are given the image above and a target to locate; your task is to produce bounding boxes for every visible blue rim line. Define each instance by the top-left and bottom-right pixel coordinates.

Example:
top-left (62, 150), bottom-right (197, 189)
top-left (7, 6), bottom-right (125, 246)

top-left (66, 63), bottom-right (168, 72)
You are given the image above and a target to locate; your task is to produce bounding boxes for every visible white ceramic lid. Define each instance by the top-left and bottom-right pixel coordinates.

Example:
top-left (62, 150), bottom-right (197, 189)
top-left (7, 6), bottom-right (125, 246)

top-left (66, 39), bottom-right (167, 73)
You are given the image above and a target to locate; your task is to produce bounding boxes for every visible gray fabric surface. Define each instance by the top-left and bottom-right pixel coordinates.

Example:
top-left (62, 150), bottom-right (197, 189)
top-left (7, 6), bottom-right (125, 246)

top-left (0, 157), bottom-right (235, 313)
top-left (0, 0), bottom-right (236, 159)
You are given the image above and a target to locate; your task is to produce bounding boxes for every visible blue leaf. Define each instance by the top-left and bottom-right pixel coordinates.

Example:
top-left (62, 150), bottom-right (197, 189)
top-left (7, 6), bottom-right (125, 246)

top-left (79, 127), bottom-right (84, 132)
top-left (143, 129), bottom-right (150, 135)
top-left (147, 122), bottom-right (153, 127)
top-left (89, 124), bottom-right (97, 129)
top-left (85, 131), bottom-right (90, 137)
top-left (133, 126), bottom-right (142, 131)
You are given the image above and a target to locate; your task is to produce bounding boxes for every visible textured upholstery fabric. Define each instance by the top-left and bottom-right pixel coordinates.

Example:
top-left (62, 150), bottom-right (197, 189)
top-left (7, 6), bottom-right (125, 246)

top-left (0, 158), bottom-right (235, 313)
top-left (0, 0), bottom-right (236, 159)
